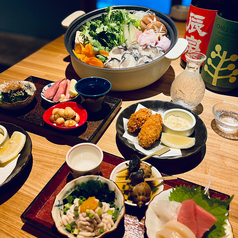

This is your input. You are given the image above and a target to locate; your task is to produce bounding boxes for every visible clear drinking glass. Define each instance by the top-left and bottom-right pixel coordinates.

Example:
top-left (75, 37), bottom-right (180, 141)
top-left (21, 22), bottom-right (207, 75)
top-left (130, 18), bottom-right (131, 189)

top-left (171, 52), bottom-right (207, 109)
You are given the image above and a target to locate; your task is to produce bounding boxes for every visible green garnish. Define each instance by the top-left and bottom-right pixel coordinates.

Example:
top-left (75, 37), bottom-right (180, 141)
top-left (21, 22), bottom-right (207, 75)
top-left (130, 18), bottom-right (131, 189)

top-left (99, 228), bottom-right (104, 234)
top-left (0, 89), bottom-right (31, 103)
top-left (78, 6), bottom-right (141, 52)
top-left (107, 210), bottom-right (113, 215)
top-left (97, 208), bottom-right (103, 216)
top-left (112, 209), bottom-right (119, 221)
top-left (169, 185), bottom-right (234, 238)
top-left (63, 180), bottom-right (115, 204)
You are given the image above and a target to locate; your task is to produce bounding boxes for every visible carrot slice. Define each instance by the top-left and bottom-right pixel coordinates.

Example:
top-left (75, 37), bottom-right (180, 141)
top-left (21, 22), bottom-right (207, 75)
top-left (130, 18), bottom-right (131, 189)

top-left (73, 43), bottom-right (104, 67)
top-left (82, 43), bottom-right (96, 58)
top-left (99, 50), bottom-right (109, 56)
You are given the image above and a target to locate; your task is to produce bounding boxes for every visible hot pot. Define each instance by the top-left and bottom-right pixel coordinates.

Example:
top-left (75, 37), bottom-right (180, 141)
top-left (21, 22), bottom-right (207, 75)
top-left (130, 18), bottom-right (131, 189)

top-left (63, 6), bottom-right (188, 91)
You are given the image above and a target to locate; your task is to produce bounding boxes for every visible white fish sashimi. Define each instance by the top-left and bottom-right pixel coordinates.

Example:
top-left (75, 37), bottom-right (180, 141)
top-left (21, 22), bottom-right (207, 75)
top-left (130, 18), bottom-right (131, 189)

top-left (156, 220), bottom-right (196, 238)
top-left (151, 200), bottom-right (182, 224)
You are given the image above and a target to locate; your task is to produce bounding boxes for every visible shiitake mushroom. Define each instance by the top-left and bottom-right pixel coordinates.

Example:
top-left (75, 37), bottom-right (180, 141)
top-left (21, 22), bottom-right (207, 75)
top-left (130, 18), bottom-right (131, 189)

top-left (129, 168), bottom-right (144, 186)
top-left (132, 182), bottom-right (152, 208)
top-left (127, 154), bottom-right (141, 173)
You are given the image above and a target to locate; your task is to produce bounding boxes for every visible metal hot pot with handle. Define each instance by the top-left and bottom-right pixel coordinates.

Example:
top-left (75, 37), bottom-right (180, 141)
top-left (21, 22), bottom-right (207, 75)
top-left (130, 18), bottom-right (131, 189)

top-left (62, 6), bottom-right (188, 91)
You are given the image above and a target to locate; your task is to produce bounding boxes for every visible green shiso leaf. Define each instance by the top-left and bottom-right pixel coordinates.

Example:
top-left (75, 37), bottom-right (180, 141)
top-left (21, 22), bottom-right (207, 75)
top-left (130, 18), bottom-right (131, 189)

top-left (169, 185), bottom-right (234, 238)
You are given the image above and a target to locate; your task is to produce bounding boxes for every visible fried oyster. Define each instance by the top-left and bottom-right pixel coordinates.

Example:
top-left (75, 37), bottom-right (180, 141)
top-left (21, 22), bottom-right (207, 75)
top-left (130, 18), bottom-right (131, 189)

top-left (127, 108), bottom-right (152, 133)
top-left (138, 113), bottom-right (163, 148)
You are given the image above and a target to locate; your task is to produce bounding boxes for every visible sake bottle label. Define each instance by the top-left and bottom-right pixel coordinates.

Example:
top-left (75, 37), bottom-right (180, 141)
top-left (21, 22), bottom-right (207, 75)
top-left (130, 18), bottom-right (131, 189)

top-left (181, 4), bottom-right (218, 63)
top-left (201, 15), bottom-right (238, 90)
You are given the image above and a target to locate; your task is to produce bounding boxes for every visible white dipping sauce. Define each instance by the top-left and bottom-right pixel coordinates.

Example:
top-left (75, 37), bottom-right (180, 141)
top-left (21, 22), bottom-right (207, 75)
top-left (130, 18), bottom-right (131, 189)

top-left (165, 115), bottom-right (191, 130)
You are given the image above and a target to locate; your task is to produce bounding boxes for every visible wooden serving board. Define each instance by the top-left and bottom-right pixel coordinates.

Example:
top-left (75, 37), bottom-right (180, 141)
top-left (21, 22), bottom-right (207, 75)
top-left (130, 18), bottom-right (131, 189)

top-left (21, 152), bottom-right (230, 238)
top-left (0, 76), bottom-right (122, 145)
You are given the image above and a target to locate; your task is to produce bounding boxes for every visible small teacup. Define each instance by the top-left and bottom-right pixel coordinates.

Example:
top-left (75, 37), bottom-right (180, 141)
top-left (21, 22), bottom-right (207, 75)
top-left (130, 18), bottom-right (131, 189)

top-left (66, 143), bottom-right (103, 178)
top-left (75, 77), bottom-right (111, 112)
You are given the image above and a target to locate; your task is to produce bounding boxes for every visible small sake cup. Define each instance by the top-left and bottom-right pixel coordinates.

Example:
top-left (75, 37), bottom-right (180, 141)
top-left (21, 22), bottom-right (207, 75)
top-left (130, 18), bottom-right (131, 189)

top-left (75, 77), bottom-right (111, 112)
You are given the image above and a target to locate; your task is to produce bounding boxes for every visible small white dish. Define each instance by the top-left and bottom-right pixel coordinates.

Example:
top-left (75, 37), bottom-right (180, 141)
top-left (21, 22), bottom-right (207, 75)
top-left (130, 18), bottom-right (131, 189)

top-left (0, 125), bottom-right (9, 146)
top-left (51, 175), bottom-right (125, 238)
top-left (162, 108), bottom-right (196, 137)
top-left (145, 189), bottom-right (233, 238)
top-left (66, 143), bottom-right (103, 178)
top-left (110, 161), bottom-right (164, 206)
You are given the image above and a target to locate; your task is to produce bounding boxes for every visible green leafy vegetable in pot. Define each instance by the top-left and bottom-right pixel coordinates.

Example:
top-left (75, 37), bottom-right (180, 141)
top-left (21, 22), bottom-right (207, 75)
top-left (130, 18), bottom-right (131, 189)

top-left (79, 6), bottom-right (141, 53)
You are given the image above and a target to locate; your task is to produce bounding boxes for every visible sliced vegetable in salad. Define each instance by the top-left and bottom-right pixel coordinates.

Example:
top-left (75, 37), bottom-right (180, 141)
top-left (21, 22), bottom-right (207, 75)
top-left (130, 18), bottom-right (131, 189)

top-left (169, 185), bottom-right (234, 238)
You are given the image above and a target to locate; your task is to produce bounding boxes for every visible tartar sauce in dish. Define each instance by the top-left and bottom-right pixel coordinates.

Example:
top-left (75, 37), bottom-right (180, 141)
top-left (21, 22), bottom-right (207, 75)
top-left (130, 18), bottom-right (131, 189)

top-left (165, 115), bottom-right (191, 130)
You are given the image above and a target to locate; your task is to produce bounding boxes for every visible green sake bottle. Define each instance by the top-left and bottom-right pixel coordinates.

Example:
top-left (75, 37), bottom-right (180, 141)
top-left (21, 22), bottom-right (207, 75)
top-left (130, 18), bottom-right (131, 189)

top-left (201, 0), bottom-right (238, 92)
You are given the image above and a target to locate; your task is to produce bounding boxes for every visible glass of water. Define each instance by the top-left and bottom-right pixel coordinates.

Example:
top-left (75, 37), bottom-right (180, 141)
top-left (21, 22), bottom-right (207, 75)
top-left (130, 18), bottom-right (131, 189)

top-left (212, 102), bottom-right (238, 132)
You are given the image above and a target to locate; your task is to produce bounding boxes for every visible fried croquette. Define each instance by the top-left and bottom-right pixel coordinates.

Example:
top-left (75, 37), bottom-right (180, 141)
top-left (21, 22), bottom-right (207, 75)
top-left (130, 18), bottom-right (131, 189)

top-left (138, 113), bottom-right (163, 148)
top-left (127, 108), bottom-right (152, 133)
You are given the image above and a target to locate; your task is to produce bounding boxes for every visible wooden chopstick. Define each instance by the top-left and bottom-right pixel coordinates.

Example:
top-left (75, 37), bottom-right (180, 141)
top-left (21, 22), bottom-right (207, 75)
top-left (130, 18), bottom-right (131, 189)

top-left (115, 175), bottom-right (177, 183)
top-left (116, 147), bottom-right (170, 174)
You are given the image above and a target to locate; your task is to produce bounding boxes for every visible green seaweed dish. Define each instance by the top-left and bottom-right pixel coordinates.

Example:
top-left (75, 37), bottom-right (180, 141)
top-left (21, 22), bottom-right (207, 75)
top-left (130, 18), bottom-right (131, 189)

top-left (63, 180), bottom-right (116, 206)
top-left (0, 88), bottom-right (31, 103)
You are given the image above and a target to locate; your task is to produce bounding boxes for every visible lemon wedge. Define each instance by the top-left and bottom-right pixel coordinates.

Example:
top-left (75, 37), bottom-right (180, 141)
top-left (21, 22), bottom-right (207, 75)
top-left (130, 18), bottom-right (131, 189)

top-left (161, 133), bottom-right (195, 149)
top-left (69, 79), bottom-right (78, 98)
top-left (0, 131), bottom-right (26, 165)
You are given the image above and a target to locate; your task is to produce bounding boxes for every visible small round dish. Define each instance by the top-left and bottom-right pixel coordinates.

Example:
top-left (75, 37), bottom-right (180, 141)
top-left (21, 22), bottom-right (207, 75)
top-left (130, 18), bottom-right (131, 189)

top-left (51, 175), bottom-right (125, 238)
top-left (0, 81), bottom-right (36, 110)
top-left (0, 125), bottom-right (9, 146)
top-left (43, 101), bottom-right (87, 130)
top-left (145, 189), bottom-right (233, 238)
top-left (110, 161), bottom-right (164, 207)
top-left (162, 108), bottom-right (196, 137)
top-left (66, 143), bottom-right (103, 178)
top-left (41, 82), bottom-right (79, 104)
top-left (212, 102), bottom-right (238, 132)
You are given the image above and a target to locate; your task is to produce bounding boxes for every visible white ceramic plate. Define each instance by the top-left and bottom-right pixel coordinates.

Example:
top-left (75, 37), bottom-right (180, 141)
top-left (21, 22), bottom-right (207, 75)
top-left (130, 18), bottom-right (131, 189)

top-left (41, 82), bottom-right (78, 104)
top-left (110, 161), bottom-right (164, 207)
top-left (145, 189), bottom-right (233, 238)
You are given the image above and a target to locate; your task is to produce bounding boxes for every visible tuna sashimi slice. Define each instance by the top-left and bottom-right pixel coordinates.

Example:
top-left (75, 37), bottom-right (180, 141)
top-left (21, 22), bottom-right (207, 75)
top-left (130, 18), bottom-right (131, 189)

top-left (44, 78), bottom-right (65, 100)
top-left (195, 205), bottom-right (217, 238)
top-left (177, 199), bottom-right (197, 235)
top-left (52, 79), bottom-right (68, 102)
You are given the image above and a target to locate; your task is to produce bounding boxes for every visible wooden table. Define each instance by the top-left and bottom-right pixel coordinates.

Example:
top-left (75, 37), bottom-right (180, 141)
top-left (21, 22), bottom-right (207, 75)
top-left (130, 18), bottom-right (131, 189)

top-left (0, 21), bottom-right (237, 238)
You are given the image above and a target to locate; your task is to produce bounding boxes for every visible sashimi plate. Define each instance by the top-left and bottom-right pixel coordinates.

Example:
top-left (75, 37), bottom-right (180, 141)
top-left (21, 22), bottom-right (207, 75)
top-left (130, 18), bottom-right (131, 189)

top-left (110, 161), bottom-right (164, 207)
top-left (41, 82), bottom-right (79, 104)
top-left (145, 189), bottom-right (233, 238)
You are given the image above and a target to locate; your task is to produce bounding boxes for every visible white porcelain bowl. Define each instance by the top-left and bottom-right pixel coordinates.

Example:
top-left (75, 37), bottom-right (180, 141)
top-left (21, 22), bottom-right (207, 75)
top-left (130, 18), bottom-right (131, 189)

top-left (66, 143), bottom-right (103, 178)
top-left (0, 125), bottom-right (8, 146)
top-left (162, 108), bottom-right (196, 137)
top-left (51, 175), bottom-right (125, 238)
